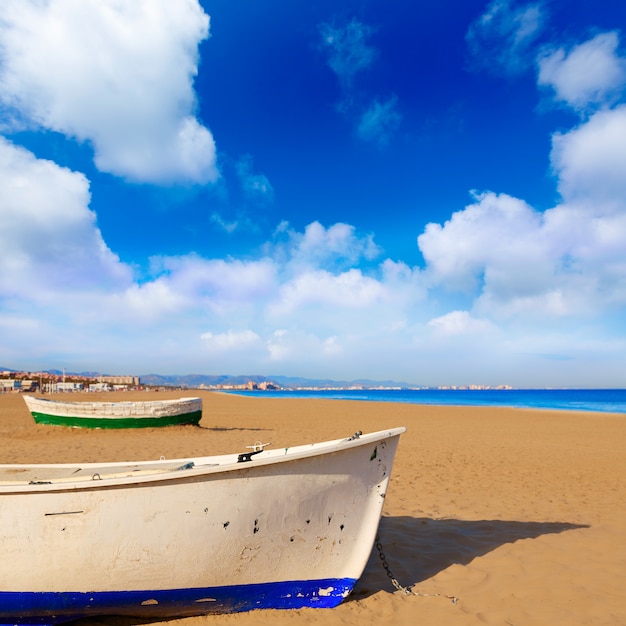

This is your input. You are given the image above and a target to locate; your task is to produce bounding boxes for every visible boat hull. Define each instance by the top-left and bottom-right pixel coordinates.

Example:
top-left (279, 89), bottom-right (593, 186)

top-left (0, 428), bottom-right (404, 624)
top-left (22, 395), bottom-right (202, 428)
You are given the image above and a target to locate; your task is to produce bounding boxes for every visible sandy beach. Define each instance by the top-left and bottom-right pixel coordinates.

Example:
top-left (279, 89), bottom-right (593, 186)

top-left (1, 390), bottom-right (624, 626)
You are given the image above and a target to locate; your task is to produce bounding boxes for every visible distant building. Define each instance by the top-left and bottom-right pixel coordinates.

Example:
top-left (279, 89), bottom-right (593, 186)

top-left (258, 380), bottom-right (278, 390)
top-left (0, 379), bottom-right (21, 391)
top-left (89, 382), bottom-right (111, 392)
top-left (246, 380), bottom-right (279, 390)
top-left (98, 375), bottom-right (140, 387)
top-left (56, 382), bottom-right (83, 392)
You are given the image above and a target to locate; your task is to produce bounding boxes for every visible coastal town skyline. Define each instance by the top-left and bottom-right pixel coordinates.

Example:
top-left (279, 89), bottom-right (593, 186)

top-left (3, 366), bottom-right (611, 392)
top-left (1, 1), bottom-right (626, 388)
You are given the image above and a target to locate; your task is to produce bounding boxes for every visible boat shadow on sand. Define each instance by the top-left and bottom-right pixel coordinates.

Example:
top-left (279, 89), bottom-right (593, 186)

top-left (352, 515), bottom-right (589, 600)
top-left (196, 425), bottom-right (270, 432)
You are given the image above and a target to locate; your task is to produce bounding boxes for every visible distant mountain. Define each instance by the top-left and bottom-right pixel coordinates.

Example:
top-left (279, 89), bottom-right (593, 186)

top-left (139, 373), bottom-right (413, 389)
top-left (139, 373), bottom-right (271, 388)
top-left (270, 375), bottom-right (412, 388)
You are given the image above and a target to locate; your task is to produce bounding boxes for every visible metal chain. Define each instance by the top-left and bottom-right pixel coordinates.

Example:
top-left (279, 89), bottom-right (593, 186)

top-left (375, 534), bottom-right (458, 604)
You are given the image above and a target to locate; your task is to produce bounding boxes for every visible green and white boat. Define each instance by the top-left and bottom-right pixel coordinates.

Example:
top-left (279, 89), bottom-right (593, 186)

top-left (23, 395), bottom-right (202, 428)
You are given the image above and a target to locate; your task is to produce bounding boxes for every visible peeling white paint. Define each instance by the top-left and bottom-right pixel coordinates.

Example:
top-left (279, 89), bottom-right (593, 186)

top-left (318, 586), bottom-right (335, 597)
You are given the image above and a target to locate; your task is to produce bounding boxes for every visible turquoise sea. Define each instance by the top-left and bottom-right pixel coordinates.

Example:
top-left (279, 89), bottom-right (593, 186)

top-left (227, 388), bottom-right (626, 414)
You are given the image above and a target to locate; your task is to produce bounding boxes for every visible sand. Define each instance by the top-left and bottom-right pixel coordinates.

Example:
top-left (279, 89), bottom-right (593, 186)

top-left (1, 389), bottom-right (624, 625)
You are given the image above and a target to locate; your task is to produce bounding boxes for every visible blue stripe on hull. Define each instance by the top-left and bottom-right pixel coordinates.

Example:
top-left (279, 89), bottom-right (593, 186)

top-left (0, 578), bottom-right (357, 625)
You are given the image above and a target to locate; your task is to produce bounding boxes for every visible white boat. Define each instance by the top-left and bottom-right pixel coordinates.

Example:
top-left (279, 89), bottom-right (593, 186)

top-left (22, 395), bottom-right (202, 428)
top-left (0, 427), bottom-right (405, 624)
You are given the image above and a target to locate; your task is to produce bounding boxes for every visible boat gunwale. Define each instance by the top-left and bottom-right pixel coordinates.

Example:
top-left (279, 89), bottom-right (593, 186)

top-left (0, 427), bottom-right (406, 493)
top-left (24, 395), bottom-right (201, 404)
top-left (23, 395), bottom-right (202, 410)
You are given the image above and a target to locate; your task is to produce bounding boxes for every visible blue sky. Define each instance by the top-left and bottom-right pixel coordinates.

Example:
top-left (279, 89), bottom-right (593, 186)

top-left (1, 0), bottom-right (626, 387)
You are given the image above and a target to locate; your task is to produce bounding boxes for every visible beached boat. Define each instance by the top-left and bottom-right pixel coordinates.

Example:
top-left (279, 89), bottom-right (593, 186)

top-left (0, 427), bottom-right (404, 624)
top-left (22, 395), bottom-right (203, 428)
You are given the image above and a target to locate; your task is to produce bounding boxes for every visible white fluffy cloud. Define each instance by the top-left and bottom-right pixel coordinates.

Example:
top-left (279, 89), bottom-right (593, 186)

top-left (201, 330), bottom-right (261, 352)
top-left (271, 269), bottom-right (385, 316)
top-left (551, 105), bottom-right (626, 208)
top-left (419, 192), bottom-right (545, 295)
top-left (118, 255), bottom-right (278, 321)
top-left (538, 32), bottom-right (626, 112)
top-left (427, 311), bottom-right (496, 337)
top-left (0, 138), bottom-right (131, 297)
top-left (271, 221), bottom-right (380, 273)
top-left (0, 0), bottom-right (217, 184)
top-left (418, 183), bottom-right (626, 319)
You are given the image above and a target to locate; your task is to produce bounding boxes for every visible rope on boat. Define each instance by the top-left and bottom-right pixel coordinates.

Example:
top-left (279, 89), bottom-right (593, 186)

top-left (375, 535), bottom-right (458, 604)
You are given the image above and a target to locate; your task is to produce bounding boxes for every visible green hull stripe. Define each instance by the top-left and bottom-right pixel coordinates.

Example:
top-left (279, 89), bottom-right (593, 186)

top-left (30, 410), bottom-right (202, 429)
